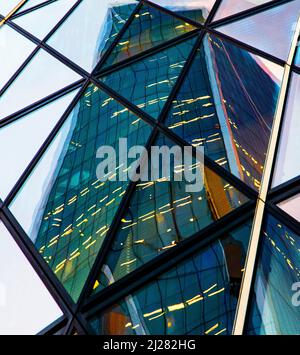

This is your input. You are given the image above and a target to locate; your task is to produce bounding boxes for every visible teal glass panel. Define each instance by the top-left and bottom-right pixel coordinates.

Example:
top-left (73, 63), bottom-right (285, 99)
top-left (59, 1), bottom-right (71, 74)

top-left (165, 33), bottom-right (283, 191)
top-left (149, 0), bottom-right (216, 24)
top-left (102, 3), bottom-right (196, 68)
top-left (47, 0), bottom-right (138, 72)
top-left (89, 221), bottom-right (252, 335)
top-left (100, 37), bottom-right (197, 119)
top-left (247, 214), bottom-right (300, 335)
top-left (9, 84), bottom-right (153, 302)
top-left (217, 1), bottom-right (300, 60)
top-left (93, 134), bottom-right (249, 291)
top-left (295, 47), bottom-right (300, 66)
top-left (214, 0), bottom-right (273, 21)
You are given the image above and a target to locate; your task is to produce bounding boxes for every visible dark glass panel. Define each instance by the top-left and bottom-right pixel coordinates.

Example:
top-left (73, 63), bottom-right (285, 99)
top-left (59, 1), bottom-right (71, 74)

top-left (100, 37), bottom-right (197, 119)
top-left (272, 73), bottom-right (300, 187)
top-left (89, 221), bottom-right (252, 335)
top-left (217, 1), bottom-right (300, 60)
top-left (102, 3), bottom-right (196, 68)
top-left (149, 0), bottom-right (216, 24)
top-left (10, 84), bottom-right (153, 302)
top-left (92, 134), bottom-right (249, 290)
top-left (165, 33), bottom-right (283, 190)
top-left (247, 214), bottom-right (300, 335)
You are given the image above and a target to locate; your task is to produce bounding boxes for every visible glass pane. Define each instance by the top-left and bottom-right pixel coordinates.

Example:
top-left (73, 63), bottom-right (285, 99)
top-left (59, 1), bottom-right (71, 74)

top-left (273, 73), bottom-right (300, 187)
top-left (93, 134), bottom-right (249, 291)
top-left (149, 0), bottom-right (216, 24)
top-left (10, 84), bottom-right (153, 302)
top-left (102, 3), bottom-right (196, 68)
top-left (0, 89), bottom-right (79, 199)
top-left (247, 214), bottom-right (300, 335)
top-left (277, 194), bottom-right (300, 222)
top-left (0, 49), bottom-right (81, 120)
top-left (89, 221), bottom-right (253, 335)
top-left (217, 1), bottom-right (300, 60)
top-left (165, 33), bottom-right (283, 191)
top-left (295, 46), bottom-right (300, 66)
top-left (100, 36), bottom-right (197, 119)
top-left (214, 0), bottom-right (273, 21)
top-left (47, 0), bottom-right (138, 72)
top-left (17, 0), bottom-right (51, 13)
top-left (0, 25), bottom-right (36, 91)
top-left (0, 0), bottom-right (20, 15)
top-left (0, 221), bottom-right (62, 335)
top-left (13, 0), bottom-right (77, 39)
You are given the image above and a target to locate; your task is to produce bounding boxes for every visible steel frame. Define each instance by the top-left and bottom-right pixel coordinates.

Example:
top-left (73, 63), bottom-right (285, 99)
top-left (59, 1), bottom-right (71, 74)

top-left (0, 0), bottom-right (299, 335)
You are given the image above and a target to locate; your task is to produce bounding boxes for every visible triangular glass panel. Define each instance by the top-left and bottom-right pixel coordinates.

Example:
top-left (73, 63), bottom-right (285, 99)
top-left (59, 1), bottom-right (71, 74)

top-left (148, 0), bottom-right (216, 24)
top-left (0, 89), bottom-right (79, 199)
top-left (0, 25), bottom-right (36, 92)
top-left (9, 83), bottom-right (153, 302)
top-left (47, 0), bottom-right (138, 72)
top-left (277, 194), bottom-right (300, 223)
top-left (213, 0), bottom-right (273, 21)
top-left (13, 0), bottom-right (77, 39)
top-left (92, 133), bottom-right (249, 293)
top-left (90, 220), bottom-right (253, 335)
top-left (216, 1), bottom-right (300, 60)
top-left (165, 33), bottom-right (283, 191)
top-left (0, 221), bottom-right (63, 335)
top-left (272, 73), bottom-right (300, 187)
top-left (100, 36), bottom-right (197, 119)
top-left (247, 214), bottom-right (300, 335)
top-left (0, 0), bottom-right (20, 16)
top-left (102, 3), bottom-right (197, 68)
top-left (0, 48), bottom-right (81, 120)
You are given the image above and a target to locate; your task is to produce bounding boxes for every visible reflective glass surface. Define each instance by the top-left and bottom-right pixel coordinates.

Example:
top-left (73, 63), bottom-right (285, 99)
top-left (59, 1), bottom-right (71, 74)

top-left (247, 214), bottom-right (300, 335)
top-left (149, 0), bottom-right (216, 24)
top-left (93, 134), bottom-right (249, 290)
top-left (0, 221), bottom-right (62, 335)
top-left (0, 89), bottom-right (79, 199)
top-left (0, 0), bottom-right (20, 15)
top-left (278, 194), bottom-right (300, 222)
top-left (47, 0), bottom-right (138, 72)
top-left (273, 73), bottom-right (300, 187)
top-left (90, 222), bottom-right (252, 335)
top-left (102, 3), bottom-right (196, 68)
top-left (13, 0), bottom-right (77, 39)
top-left (217, 1), bottom-right (300, 60)
top-left (295, 47), bottom-right (300, 66)
top-left (0, 25), bottom-right (36, 91)
top-left (18, 0), bottom-right (51, 13)
top-left (10, 84), bottom-right (153, 302)
top-left (165, 33), bottom-right (283, 191)
top-left (214, 0), bottom-right (273, 21)
top-left (0, 49), bottom-right (81, 120)
top-left (100, 37), bottom-right (197, 119)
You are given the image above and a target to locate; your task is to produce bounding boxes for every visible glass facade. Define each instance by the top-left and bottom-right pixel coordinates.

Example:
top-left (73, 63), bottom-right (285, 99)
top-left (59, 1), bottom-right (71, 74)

top-left (0, 0), bottom-right (300, 335)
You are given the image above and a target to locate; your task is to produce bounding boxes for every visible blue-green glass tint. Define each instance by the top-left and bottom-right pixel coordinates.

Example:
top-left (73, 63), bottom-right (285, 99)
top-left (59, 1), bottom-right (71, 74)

top-left (217, 1), bottom-right (300, 61)
top-left (247, 214), bottom-right (300, 335)
top-left (213, 0), bottom-right (273, 21)
top-left (100, 37), bottom-right (197, 119)
top-left (90, 222), bottom-right (252, 335)
top-left (149, 0), bottom-right (216, 24)
top-left (102, 3), bottom-right (197, 68)
top-left (165, 34), bottom-right (283, 191)
top-left (272, 73), bottom-right (300, 187)
top-left (93, 134), bottom-right (249, 292)
top-left (47, 0), bottom-right (138, 72)
top-left (295, 46), bottom-right (300, 66)
top-left (9, 84), bottom-right (153, 302)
